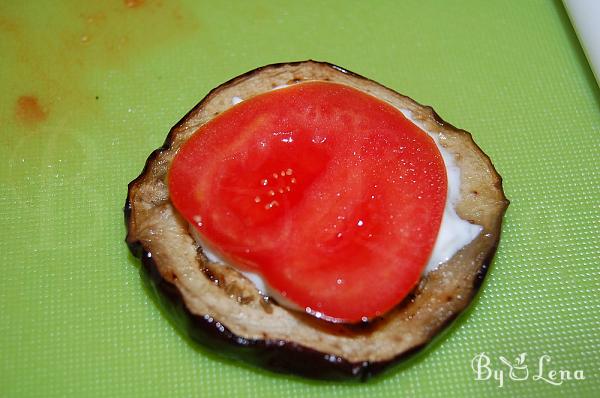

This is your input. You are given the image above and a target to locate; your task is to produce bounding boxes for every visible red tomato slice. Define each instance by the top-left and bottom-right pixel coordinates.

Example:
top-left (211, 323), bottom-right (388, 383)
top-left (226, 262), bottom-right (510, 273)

top-left (169, 82), bottom-right (447, 323)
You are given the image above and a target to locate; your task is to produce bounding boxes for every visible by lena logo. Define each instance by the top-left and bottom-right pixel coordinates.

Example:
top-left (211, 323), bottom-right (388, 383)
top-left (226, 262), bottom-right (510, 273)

top-left (471, 353), bottom-right (585, 387)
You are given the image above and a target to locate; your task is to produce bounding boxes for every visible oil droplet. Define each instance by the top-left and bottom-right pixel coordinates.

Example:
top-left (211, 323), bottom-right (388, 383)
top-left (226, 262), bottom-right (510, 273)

top-left (280, 170), bottom-right (286, 176)
top-left (336, 232), bottom-right (343, 238)
top-left (286, 168), bottom-right (293, 175)
top-left (357, 219), bottom-right (364, 227)
top-left (272, 173), bottom-right (279, 179)
top-left (264, 200), bottom-right (279, 210)
top-left (261, 179), bottom-right (268, 186)
top-left (192, 215), bottom-right (203, 227)
top-left (254, 196), bottom-right (261, 203)
top-left (291, 177), bottom-right (297, 184)
top-left (268, 190), bottom-right (275, 196)
top-left (336, 278), bottom-right (344, 285)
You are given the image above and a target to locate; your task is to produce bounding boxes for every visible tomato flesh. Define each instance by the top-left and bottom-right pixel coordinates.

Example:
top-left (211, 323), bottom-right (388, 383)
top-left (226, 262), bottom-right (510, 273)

top-left (169, 82), bottom-right (447, 323)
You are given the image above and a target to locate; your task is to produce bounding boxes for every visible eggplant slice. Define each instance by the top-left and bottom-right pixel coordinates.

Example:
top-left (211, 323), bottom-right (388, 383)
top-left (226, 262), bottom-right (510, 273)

top-left (125, 60), bottom-right (509, 380)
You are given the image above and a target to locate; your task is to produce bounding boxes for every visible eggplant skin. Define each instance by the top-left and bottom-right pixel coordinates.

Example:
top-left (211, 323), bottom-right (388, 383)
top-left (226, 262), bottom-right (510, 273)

top-left (123, 197), bottom-right (389, 381)
top-left (124, 60), bottom-right (509, 381)
top-left (126, 230), bottom-right (500, 381)
top-left (138, 246), bottom-right (375, 380)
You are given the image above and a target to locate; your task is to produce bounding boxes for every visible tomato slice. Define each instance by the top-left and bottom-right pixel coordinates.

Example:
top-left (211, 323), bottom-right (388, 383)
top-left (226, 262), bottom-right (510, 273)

top-left (169, 82), bottom-right (447, 323)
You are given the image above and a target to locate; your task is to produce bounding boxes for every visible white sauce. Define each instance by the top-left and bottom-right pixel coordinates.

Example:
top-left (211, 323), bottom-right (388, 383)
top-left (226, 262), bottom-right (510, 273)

top-left (197, 93), bottom-right (482, 294)
top-left (399, 109), bottom-right (482, 273)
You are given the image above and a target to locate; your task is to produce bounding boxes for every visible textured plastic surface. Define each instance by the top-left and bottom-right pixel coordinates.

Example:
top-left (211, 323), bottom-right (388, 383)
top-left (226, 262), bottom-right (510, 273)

top-left (1, 1), bottom-right (598, 397)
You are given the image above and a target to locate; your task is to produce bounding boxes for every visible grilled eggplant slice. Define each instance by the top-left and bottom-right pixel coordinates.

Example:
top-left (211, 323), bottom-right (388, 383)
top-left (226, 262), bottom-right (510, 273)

top-left (125, 60), bottom-right (508, 380)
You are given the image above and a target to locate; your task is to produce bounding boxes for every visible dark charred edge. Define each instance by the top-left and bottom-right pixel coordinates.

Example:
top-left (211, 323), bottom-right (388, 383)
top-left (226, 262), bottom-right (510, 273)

top-left (473, 202), bottom-right (510, 292)
top-left (127, 237), bottom-right (504, 381)
top-left (123, 60), bottom-right (510, 380)
top-left (124, 196), bottom-right (138, 255)
top-left (123, 212), bottom-right (508, 382)
top-left (137, 246), bottom-right (378, 381)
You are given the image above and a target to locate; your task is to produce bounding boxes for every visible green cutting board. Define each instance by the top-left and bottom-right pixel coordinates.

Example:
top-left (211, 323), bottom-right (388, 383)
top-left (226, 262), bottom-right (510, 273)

top-left (1, 1), bottom-right (598, 397)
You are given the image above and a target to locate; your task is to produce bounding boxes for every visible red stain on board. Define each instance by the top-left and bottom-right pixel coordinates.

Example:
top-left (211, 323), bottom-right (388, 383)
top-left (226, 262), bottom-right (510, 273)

top-left (0, 16), bottom-right (19, 34)
top-left (124, 0), bottom-right (146, 8)
top-left (15, 96), bottom-right (48, 125)
top-left (1, 0), bottom-right (197, 141)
